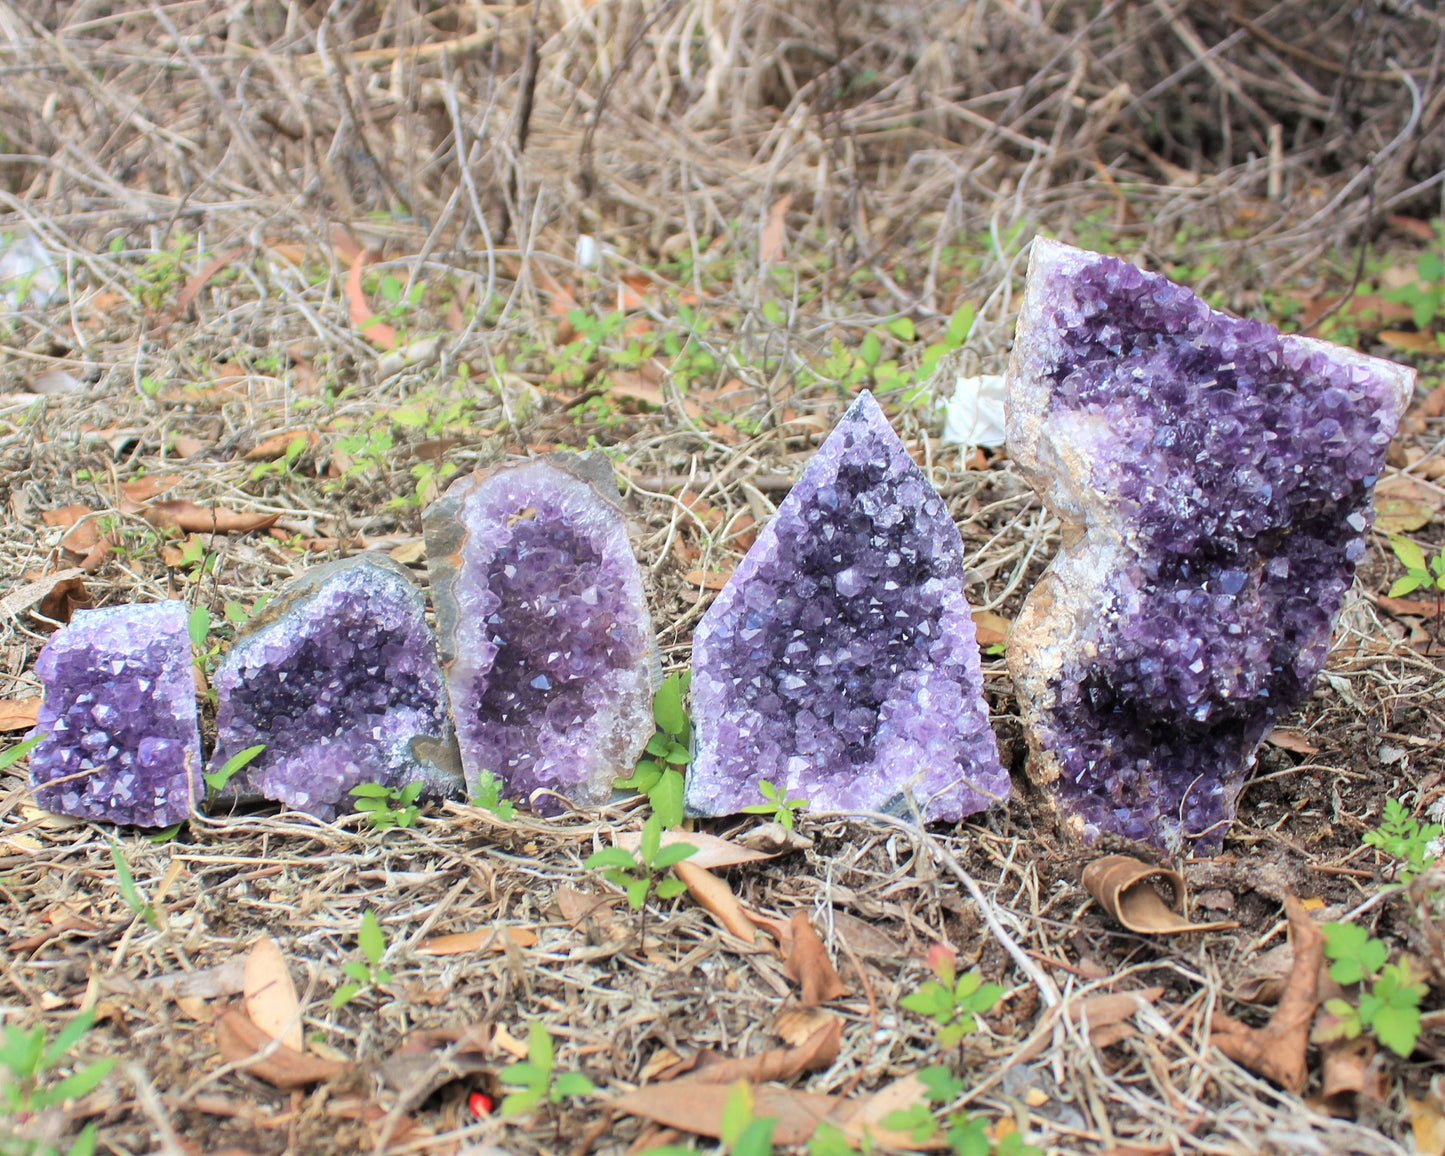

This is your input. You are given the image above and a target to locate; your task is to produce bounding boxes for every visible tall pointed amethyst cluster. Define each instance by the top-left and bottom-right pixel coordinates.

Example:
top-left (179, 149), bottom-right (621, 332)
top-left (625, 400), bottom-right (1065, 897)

top-left (1007, 238), bottom-right (1414, 853)
top-left (28, 601), bottom-right (202, 827)
top-left (687, 391), bottom-right (1007, 820)
top-left (425, 453), bottom-right (659, 813)
top-left (209, 556), bottom-right (456, 819)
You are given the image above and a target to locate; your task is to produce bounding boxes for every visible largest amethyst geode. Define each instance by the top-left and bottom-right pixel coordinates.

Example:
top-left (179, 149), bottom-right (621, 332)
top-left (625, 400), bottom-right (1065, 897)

top-left (28, 601), bottom-right (202, 827)
top-left (1007, 238), bottom-right (1414, 853)
top-left (210, 555), bottom-right (457, 819)
top-left (424, 452), bottom-right (660, 812)
top-left (687, 391), bottom-right (1007, 820)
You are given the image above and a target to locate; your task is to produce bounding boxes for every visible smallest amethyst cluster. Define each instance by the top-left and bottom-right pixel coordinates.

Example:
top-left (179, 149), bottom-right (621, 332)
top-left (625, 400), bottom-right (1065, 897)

top-left (28, 601), bottom-right (202, 828)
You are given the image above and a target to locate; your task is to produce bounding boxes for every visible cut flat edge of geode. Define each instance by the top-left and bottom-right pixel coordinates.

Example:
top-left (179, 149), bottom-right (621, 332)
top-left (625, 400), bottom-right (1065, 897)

top-left (28, 600), bottom-right (202, 828)
top-left (686, 389), bottom-right (1007, 822)
top-left (424, 451), bottom-right (660, 813)
top-left (210, 553), bottom-right (459, 819)
top-left (1006, 238), bottom-right (1415, 854)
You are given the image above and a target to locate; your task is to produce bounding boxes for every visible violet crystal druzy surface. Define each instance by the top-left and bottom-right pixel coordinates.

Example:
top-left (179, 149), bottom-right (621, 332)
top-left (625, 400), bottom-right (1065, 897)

top-left (210, 555), bottom-right (456, 819)
top-left (1007, 238), bottom-right (1414, 853)
top-left (687, 391), bottom-right (1007, 820)
top-left (28, 601), bottom-right (202, 827)
top-left (425, 453), bottom-right (659, 812)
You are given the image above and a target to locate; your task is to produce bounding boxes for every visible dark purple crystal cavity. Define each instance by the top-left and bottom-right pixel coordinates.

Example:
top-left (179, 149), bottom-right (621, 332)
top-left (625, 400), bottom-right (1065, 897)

top-left (687, 391), bottom-right (1007, 821)
top-left (1007, 238), bottom-right (1414, 853)
top-left (28, 601), bottom-right (201, 827)
top-left (210, 555), bottom-right (456, 819)
top-left (424, 453), bottom-right (659, 813)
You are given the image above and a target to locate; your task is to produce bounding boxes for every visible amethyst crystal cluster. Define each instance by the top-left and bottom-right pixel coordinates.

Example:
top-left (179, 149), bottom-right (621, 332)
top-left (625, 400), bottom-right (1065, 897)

top-left (687, 391), bottom-right (1007, 820)
top-left (1007, 238), bottom-right (1414, 852)
top-left (28, 601), bottom-right (202, 827)
top-left (210, 556), bottom-right (456, 819)
top-left (425, 453), bottom-right (660, 813)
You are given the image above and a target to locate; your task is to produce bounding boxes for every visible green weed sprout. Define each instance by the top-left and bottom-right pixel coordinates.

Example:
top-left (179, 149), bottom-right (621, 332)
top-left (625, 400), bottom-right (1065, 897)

top-left (615, 671), bottom-right (690, 828)
top-left (741, 780), bottom-right (809, 830)
top-left (0, 732), bottom-right (43, 773)
top-left (1363, 797), bottom-right (1440, 882)
top-left (471, 769), bottom-right (516, 820)
top-left (901, 945), bottom-right (1004, 1062)
top-left (331, 910), bottom-right (391, 1008)
top-left (1381, 248), bottom-right (1445, 338)
top-left (109, 843), bottom-right (158, 929)
top-left (1387, 536), bottom-right (1445, 600)
top-left (203, 744), bottom-right (264, 797)
top-left (883, 1065), bottom-right (1041, 1156)
top-left (584, 813), bottom-right (696, 942)
top-left (350, 781), bottom-right (424, 830)
top-left (500, 1022), bottom-right (595, 1118)
top-left (1321, 922), bottom-right (1427, 1058)
top-left (1, 1005), bottom-right (112, 1156)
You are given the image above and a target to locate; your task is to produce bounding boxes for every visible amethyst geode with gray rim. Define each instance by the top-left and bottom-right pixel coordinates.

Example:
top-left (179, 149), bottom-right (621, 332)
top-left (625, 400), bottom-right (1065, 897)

top-left (210, 555), bottom-right (458, 819)
top-left (687, 391), bottom-right (1007, 820)
top-left (28, 601), bottom-right (201, 827)
top-left (1007, 238), bottom-right (1415, 853)
top-left (424, 452), bottom-right (660, 813)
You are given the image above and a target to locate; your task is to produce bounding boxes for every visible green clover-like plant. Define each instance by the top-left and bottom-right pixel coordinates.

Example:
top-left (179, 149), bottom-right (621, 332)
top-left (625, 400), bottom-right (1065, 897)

top-left (584, 813), bottom-right (696, 943)
top-left (350, 781), bottom-right (424, 830)
top-left (471, 769), bottom-right (516, 821)
top-left (900, 946), bottom-right (1004, 1060)
top-left (741, 780), bottom-right (809, 830)
top-left (615, 671), bottom-right (690, 827)
top-left (331, 909), bottom-right (391, 1009)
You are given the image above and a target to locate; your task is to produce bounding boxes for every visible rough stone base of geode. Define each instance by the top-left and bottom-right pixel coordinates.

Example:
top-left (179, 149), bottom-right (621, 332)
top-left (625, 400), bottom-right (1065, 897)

top-left (687, 390), bottom-right (1008, 821)
top-left (28, 601), bottom-right (202, 828)
top-left (210, 555), bottom-right (459, 820)
top-left (425, 451), bottom-right (660, 814)
top-left (1006, 238), bottom-right (1415, 853)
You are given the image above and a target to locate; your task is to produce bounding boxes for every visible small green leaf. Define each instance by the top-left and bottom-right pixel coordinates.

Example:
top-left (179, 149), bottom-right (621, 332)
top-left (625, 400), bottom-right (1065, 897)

top-left (110, 843), bottom-right (144, 915)
top-left (503, 1061), bottom-right (544, 1089)
top-left (945, 302), bottom-right (976, 348)
top-left (500, 1086), bottom-right (545, 1117)
top-left (187, 604), bottom-right (210, 648)
top-left (720, 1080), bottom-right (755, 1146)
top-left (1390, 536), bottom-right (1429, 573)
top-left (44, 1056), bottom-right (115, 1105)
top-left (586, 847), bottom-right (640, 871)
top-left (526, 1021), bottom-right (554, 1073)
top-left (349, 782), bottom-right (392, 798)
top-left (653, 674), bottom-right (688, 737)
top-left (655, 876), bottom-right (688, 900)
top-left (330, 983), bottom-right (360, 1009)
top-left (224, 600), bottom-right (249, 625)
top-left (203, 743), bottom-right (264, 792)
top-left (625, 877), bottom-right (651, 909)
top-left (664, 742), bottom-right (690, 766)
top-left (358, 910), bottom-right (386, 965)
top-left (653, 842), bottom-right (698, 869)
top-left (1370, 1002), bottom-right (1421, 1057)
top-left (885, 316), bottom-right (916, 342)
top-left (1389, 574), bottom-right (1427, 597)
top-left (342, 960), bottom-right (372, 983)
top-left (553, 1071), bottom-right (595, 1098)
top-left (649, 767), bottom-right (685, 829)
top-left (916, 1064), bottom-right (965, 1102)
top-left (66, 1123), bottom-right (99, 1156)
top-left (42, 1008), bottom-right (97, 1071)
top-left (1417, 250), bottom-right (1444, 284)
top-left (640, 813), bottom-right (662, 863)
top-left (859, 332), bottom-right (881, 368)
top-left (0, 732), bottom-right (42, 772)
top-left (645, 732), bottom-right (671, 757)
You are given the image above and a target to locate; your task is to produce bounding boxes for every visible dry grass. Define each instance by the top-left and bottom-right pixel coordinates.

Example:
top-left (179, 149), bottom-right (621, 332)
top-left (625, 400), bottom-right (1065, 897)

top-left (2, 2), bottom-right (1445, 1154)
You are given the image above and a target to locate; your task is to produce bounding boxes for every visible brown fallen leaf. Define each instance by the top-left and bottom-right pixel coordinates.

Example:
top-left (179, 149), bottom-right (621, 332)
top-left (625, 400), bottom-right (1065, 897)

top-left (243, 938), bottom-right (303, 1053)
top-left (615, 829), bottom-right (773, 870)
top-left (117, 475), bottom-right (185, 504)
top-left (971, 609), bottom-right (1012, 648)
top-left (0, 699), bottom-right (40, 732)
top-left (690, 1019), bottom-right (840, 1085)
top-left (142, 502), bottom-right (280, 534)
top-left (683, 569), bottom-right (731, 591)
top-left (761, 193), bottom-right (793, 264)
top-left (1211, 894), bottom-right (1323, 1092)
top-left (785, 912), bottom-right (850, 1006)
top-left (382, 1022), bottom-right (494, 1098)
top-left (612, 1081), bottom-right (835, 1145)
top-left (244, 430), bottom-right (318, 461)
top-left (829, 910), bottom-right (906, 960)
top-left (1376, 593), bottom-right (1443, 619)
top-left (345, 250), bottom-right (398, 350)
top-left (1083, 855), bottom-right (1239, 934)
top-left (172, 434), bottom-right (211, 458)
top-left (215, 1007), bottom-right (348, 1089)
top-left (1379, 330), bottom-right (1443, 354)
top-left (24, 569), bottom-right (90, 624)
top-left (1014, 986), bottom-right (1164, 1064)
top-left (774, 1006), bottom-right (837, 1047)
top-left (1373, 474), bottom-right (1443, 533)
top-left (833, 1073), bottom-right (945, 1150)
top-left (554, 886), bottom-right (617, 927)
top-left (153, 245), bottom-right (247, 329)
top-left (43, 504), bottom-right (98, 549)
top-left (1266, 728), bottom-right (1319, 755)
top-left (674, 860), bottom-right (755, 944)
top-left (417, 926), bottom-right (538, 956)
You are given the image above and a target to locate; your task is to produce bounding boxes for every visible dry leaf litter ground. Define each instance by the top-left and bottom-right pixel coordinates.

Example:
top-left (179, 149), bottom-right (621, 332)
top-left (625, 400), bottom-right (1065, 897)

top-left (2, 2), bottom-right (1445, 1154)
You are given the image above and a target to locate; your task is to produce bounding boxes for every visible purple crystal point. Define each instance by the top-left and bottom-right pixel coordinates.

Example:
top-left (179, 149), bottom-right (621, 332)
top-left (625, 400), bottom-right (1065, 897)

top-left (211, 555), bottom-right (457, 819)
top-left (1007, 238), bottom-right (1415, 853)
top-left (28, 601), bottom-right (201, 827)
top-left (687, 391), bottom-right (1007, 821)
top-left (424, 452), bottom-right (660, 813)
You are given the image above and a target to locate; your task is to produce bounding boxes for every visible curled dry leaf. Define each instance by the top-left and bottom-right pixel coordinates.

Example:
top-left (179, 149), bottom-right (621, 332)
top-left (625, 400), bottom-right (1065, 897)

top-left (737, 821), bottom-right (813, 856)
top-left (683, 569), bottom-right (731, 591)
top-left (692, 1018), bottom-right (840, 1085)
top-left (243, 937), bottom-right (303, 1052)
top-left (785, 911), bottom-right (850, 1006)
top-left (345, 249), bottom-right (398, 350)
top-left (1265, 728), bottom-right (1320, 756)
top-left (674, 860), bottom-right (754, 944)
top-left (141, 501), bottom-right (281, 534)
top-left (1211, 894), bottom-right (1323, 1092)
top-left (971, 609), bottom-right (1012, 647)
top-left (244, 429), bottom-right (318, 461)
top-left (417, 926), bottom-right (538, 956)
top-left (614, 828), bottom-right (773, 870)
top-left (1083, 855), bottom-right (1239, 934)
top-left (216, 1007), bottom-right (348, 1089)
top-left (612, 1081), bottom-right (835, 1145)
top-left (774, 1006), bottom-right (838, 1047)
